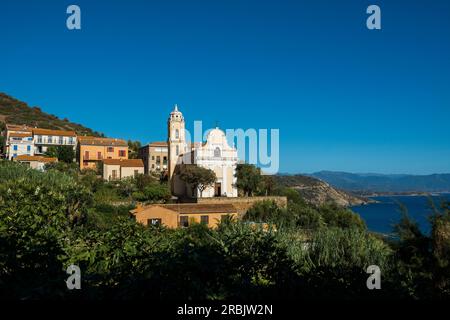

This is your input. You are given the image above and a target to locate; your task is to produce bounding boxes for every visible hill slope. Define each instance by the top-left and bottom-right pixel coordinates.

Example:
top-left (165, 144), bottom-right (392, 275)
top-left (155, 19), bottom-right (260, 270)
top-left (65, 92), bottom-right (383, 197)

top-left (0, 92), bottom-right (103, 136)
top-left (274, 175), bottom-right (371, 206)
top-left (310, 171), bottom-right (450, 193)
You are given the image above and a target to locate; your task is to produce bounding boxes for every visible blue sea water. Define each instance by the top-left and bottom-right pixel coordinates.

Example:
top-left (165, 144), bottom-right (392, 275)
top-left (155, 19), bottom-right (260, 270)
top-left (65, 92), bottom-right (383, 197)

top-left (351, 194), bottom-right (450, 235)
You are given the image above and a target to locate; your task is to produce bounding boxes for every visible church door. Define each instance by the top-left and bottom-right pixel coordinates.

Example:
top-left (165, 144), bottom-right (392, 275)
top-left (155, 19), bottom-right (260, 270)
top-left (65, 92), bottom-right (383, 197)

top-left (214, 182), bottom-right (222, 197)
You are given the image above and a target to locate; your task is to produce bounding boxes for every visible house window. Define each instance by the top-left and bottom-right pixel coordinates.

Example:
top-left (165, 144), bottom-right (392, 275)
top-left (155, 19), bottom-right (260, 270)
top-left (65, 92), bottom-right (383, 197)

top-left (37, 136), bottom-right (42, 143)
top-left (152, 164), bottom-right (155, 169)
top-left (200, 215), bottom-right (209, 225)
top-left (134, 170), bottom-right (139, 176)
top-left (59, 136), bottom-right (63, 144)
top-left (84, 151), bottom-right (89, 160)
top-left (48, 136), bottom-right (53, 144)
top-left (148, 218), bottom-right (162, 226)
top-left (112, 170), bottom-right (118, 180)
top-left (179, 216), bottom-right (189, 227)
top-left (151, 156), bottom-right (155, 160)
top-left (27, 145), bottom-right (31, 151)
top-left (108, 147), bottom-right (114, 153)
top-left (214, 147), bottom-right (221, 158)
top-left (97, 152), bottom-right (102, 159)
top-left (119, 150), bottom-right (126, 157)
top-left (13, 145), bottom-right (18, 151)
top-left (156, 156), bottom-right (160, 163)
top-left (176, 145), bottom-right (179, 156)
top-left (68, 137), bottom-right (74, 144)
top-left (83, 161), bottom-right (88, 166)
top-left (175, 129), bottom-right (179, 139)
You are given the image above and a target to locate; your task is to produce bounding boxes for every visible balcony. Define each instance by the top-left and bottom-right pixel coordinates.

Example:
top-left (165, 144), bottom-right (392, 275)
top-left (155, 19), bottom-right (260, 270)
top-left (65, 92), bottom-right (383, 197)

top-left (35, 138), bottom-right (76, 145)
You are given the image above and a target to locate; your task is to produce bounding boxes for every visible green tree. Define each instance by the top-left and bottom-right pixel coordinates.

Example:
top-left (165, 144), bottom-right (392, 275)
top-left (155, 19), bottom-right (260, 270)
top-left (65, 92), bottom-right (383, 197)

top-left (261, 175), bottom-right (276, 196)
top-left (128, 140), bottom-right (142, 159)
top-left (45, 145), bottom-right (75, 163)
top-left (144, 183), bottom-right (171, 202)
top-left (235, 163), bottom-right (262, 196)
top-left (179, 165), bottom-right (216, 197)
top-left (135, 173), bottom-right (157, 192)
top-left (0, 161), bottom-right (92, 299)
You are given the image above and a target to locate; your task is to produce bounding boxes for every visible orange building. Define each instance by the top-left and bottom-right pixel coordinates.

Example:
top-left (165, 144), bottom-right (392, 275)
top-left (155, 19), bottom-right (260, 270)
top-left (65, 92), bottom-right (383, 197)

top-left (131, 203), bottom-right (237, 229)
top-left (77, 136), bottom-right (128, 170)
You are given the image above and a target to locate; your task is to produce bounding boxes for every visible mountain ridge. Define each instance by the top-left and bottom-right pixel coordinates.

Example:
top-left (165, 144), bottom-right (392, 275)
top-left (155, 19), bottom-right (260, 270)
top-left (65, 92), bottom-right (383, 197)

top-left (308, 171), bottom-right (450, 193)
top-left (0, 92), bottom-right (103, 137)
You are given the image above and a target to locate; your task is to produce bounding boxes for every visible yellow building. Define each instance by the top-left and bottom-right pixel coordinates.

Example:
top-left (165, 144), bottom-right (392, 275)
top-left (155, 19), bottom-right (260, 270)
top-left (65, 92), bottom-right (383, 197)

top-left (102, 158), bottom-right (144, 180)
top-left (138, 141), bottom-right (168, 174)
top-left (131, 203), bottom-right (237, 229)
top-left (77, 136), bottom-right (128, 170)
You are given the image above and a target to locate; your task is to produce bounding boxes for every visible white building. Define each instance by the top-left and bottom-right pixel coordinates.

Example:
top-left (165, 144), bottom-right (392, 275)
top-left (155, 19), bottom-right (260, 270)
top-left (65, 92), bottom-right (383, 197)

top-left (102, 158), bottom-right (145, 180)
top-left (32, 128), bottom-right (77, 155)
top-left (4, 124), bottom-right (34, 160)
top-left (15, 155), bottom-right (58, 171)
top-left (3, 124), bottom-right (78, 160)
top-left (168, 105), bottom-right (238, 198)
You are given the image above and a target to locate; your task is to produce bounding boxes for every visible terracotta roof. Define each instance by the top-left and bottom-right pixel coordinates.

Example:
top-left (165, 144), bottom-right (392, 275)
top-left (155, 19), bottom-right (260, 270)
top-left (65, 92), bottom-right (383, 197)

top-left (102, 158), bottom-right (144, 167)
top-left (78, 136), bottom-right (128, 147)
top-left (6, 124), bottom-right (76, 137)
top-left (32, 128), bottom-right (76, 137)
top-left (9, 132), bottom-right (32, 138)
top-left (15, 155), bottom-right (58, 163)
top-left (134, 203), bottom-right (237, 215)
top-left (149, 141), bottom-right (168, 147)
top-left (6, 124), bottom-right (32, 131)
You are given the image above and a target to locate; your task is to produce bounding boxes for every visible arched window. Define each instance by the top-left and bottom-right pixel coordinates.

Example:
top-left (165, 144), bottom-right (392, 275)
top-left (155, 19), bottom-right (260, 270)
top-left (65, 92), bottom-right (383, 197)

top-left (214, 147), bottom-right (221, 158)
top-left (176, 145), bottom-right (179, 156)
top-left (175, 129), bottom-right (179, 139)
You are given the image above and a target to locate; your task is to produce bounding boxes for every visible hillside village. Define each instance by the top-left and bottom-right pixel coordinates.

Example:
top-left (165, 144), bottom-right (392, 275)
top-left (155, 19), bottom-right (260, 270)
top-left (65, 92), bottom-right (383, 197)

top-left (1, 93), bottom-right (449, 301)
top-left (0, 99), bottom-right (287, 228)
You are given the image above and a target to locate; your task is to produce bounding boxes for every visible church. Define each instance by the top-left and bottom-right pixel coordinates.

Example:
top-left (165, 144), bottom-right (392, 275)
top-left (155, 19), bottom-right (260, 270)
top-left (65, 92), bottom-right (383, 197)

top-left (167, 105), bottom-right (238, 198)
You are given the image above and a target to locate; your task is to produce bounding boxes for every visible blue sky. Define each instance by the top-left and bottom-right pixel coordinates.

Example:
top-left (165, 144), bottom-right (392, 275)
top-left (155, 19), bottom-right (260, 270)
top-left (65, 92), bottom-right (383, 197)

top-left (1, 0), bottom-right (449, 174)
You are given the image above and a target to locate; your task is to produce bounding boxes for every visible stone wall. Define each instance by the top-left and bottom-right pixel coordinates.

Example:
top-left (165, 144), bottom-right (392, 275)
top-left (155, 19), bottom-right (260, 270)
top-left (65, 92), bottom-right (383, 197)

top-left (195, 196), bottom-right (288, 217)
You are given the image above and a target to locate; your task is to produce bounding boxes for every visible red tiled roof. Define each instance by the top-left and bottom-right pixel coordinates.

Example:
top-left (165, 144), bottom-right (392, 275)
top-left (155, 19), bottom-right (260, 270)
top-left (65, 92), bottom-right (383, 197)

top-left (15, 155), bottom-right (58, 163)
top-left (149, 141), bottom-right (168, 147)
top-left (32, 128), bottom-right (76, 137)
top-left (78, 136), bottom-right (128, 147)
top-left (9, 132), bottom-right (32, 138)
top-left (102, 158), bottom-right (144, 167)
top-left (133, 203), bottom-right (237, 215)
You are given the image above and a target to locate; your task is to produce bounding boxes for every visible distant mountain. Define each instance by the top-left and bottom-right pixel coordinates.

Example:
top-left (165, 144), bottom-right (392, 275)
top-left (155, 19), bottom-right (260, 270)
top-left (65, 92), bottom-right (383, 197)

top-left (273, 175), bottom-right (371, 206)
top-left (309, 171), bottom-right (450, 193)
top-left (0, 92), bottom-right (103, 137)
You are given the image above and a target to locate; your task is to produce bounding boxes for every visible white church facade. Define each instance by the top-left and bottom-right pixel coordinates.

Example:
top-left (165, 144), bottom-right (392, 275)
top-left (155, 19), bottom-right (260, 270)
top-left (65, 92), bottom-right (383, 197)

top-left (167, 105), bottom-right (238, 198)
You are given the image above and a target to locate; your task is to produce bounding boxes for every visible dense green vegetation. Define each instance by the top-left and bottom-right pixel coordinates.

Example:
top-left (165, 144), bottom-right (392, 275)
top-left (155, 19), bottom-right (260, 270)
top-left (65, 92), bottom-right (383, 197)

top-left (0, 161), bottom-right (449, 300)
top-left (45, 145), bottom-right (76, 163)
top-left (0, 92), bottom-right (103, 136)
top-left (179, 164), bottom-right (217, 197)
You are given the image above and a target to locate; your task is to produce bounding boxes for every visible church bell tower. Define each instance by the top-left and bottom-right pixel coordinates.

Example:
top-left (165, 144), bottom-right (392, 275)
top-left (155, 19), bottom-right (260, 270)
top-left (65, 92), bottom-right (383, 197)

top-left (167, 104), bottom-right (186, 180)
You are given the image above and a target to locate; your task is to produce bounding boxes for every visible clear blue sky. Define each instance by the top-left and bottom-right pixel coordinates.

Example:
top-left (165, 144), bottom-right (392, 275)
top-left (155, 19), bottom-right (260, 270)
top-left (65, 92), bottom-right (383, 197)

top-left (1, 0), bottom-right (449, 174)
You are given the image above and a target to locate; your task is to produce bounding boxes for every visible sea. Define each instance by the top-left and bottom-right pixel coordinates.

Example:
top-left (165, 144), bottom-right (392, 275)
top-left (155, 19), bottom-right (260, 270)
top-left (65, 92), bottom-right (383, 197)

top-left (351, 193), bottom-right (450, 236)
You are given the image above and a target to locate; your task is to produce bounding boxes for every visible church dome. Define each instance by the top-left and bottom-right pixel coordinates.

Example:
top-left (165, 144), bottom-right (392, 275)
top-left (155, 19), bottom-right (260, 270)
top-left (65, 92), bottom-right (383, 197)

top-left (206, 127), bottom-right (227, 145)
